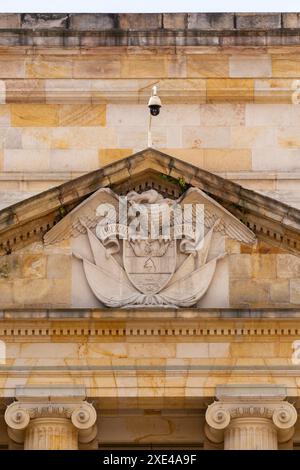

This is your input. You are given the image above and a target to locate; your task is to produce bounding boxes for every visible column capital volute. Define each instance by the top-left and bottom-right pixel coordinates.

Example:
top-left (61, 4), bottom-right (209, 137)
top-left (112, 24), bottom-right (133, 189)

top-left (5, 399), bottom-right (98, 445)
top-left (205, 389), bottom-right (297, 445)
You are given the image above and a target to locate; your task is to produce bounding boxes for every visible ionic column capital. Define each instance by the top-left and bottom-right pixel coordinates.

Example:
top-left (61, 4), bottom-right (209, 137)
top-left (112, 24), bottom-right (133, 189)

top-left (205, 392), bottom-right (297, 449)
top-left (5, 400), bottom-right (97, 447)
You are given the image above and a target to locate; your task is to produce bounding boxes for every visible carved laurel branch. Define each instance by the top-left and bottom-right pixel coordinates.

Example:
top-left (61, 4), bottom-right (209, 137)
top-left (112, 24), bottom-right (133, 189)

top-left (205, 401), bottom-right (297, 444)
top-left (5, 401), bottom-right (97, 444)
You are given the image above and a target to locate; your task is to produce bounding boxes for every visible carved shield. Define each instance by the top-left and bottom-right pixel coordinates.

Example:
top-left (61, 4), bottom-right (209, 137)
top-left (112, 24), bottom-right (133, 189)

top-left (123, 238), bottom-right (177, 295)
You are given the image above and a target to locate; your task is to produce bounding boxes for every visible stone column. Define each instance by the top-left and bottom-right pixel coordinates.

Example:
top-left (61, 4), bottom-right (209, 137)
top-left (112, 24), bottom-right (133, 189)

top-left (5, 400), bottom-right (97, 450)
top-left (205, 386), bottom-right (297, 450)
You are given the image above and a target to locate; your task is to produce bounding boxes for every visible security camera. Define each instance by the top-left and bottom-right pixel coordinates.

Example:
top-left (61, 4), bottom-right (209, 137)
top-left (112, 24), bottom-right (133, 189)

top-left (148, 86), bottom-right (162, 116)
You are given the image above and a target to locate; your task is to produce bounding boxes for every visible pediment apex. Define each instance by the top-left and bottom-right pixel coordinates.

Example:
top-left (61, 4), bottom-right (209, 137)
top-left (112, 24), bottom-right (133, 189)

top-left (1, 147), bottom-right (300, 255)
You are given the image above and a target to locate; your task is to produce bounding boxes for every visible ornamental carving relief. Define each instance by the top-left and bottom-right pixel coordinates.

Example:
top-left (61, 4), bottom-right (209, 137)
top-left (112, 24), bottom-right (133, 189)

top-left (44, 186), bottom-right (255, 308)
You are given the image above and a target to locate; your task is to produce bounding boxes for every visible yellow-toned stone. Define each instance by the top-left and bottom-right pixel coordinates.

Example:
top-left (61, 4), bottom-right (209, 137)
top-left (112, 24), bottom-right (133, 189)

top-left (230, 280), bottom-right (270, 305)
top-left (230, 343), bottom-right (276, 358)
top-left (290, 279), bottom-right (300, 304)
top-left (46, 254), bottom-right (71, 279)
top-left (203, 149), bottom-right (252, 171)
top-left (270, 280), bottom-right (290, 303)
top-left (99, 148), bottom-right (133, 166)
top-left (58, 105), bottom-right (106, 126)
top-left (11, 104), bottom-right (59, 127)
top-left (13, 278), bottom-right (70, 306)
top-left (161, 148), bottom-right (204, 167)
top-left (25, 60), bottom-right (73, 79)
top-left (251, 254), bottom-right (277, 279)
top-left (21, 254), bottom-right (46, 279)
top-left (272, 56), bottom-right (300, 77)
top-left (277, 127), bottom-right (300, 149)
top-left (0, 279), bottom-right (13, 305)
top-left (0, 60), bottom-right (25, 79)
top-left (228, 254), bottom-right (252, 279)
top-left (73, 59), bottom-right (121, 78)
top-left (225, 238), bottom-right (241, 254)
top-left (277, 254), bottom-right (300, 278)
top-left (207, 79), bottom-right (254, 103)
top-left (186, 55), bottom-right (229, 78)
top-left (121, 56), bottom-right (168, 78)
top-left (0, 105), bottom-right (10, 126)
top-left (254, 79), bottom-right (293, 104)
top-left (127, 343), bottom-right (176, 358)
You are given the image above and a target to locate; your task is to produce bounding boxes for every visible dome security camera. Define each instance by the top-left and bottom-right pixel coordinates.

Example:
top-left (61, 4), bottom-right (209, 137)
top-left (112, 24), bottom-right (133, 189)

top-left (148, 86), bottom-right (162, 116)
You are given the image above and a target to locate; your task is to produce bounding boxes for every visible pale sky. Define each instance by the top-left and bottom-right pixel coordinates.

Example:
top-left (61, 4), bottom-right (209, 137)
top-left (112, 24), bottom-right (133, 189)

top-left (0, 0), bottom-right (299, 14)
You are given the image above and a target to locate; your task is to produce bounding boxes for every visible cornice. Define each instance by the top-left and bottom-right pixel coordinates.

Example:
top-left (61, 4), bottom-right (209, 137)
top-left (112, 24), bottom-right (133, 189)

top-left (0, 13), bottom-right (299, 47)
top-left (1, 308), bottom-right (300, 339)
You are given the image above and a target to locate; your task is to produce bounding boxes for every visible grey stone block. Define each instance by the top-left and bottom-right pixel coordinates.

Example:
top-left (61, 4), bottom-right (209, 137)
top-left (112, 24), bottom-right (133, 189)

top-left (21, 13), bottom-right (68, 29)
top-left (236, 13), bottom-right (281, 30)
top-left (69, 13), bottom-right (118, 30)
top-left (0, 14), bottom-right (21, 29)
top-left (187, 13), bottom-right (234, 30)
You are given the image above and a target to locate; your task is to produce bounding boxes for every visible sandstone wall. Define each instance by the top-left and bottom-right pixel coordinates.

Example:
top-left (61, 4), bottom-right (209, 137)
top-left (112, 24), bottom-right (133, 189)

top-left (0, 14), bottom-right (300, 308)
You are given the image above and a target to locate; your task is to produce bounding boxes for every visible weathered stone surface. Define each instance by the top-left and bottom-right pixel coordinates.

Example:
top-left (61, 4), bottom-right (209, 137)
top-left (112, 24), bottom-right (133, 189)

top-left (290, 279), bottom-right (300, 304)
top-left (251, 254), bottom-right (277, 279)
top-left (236, 13), bottom-right (281, 30)
top-left (0, 79), bottom-right (5, 104)
top-left (119, 14), bottom-right (162, 30)
top-left (3, 148), bottom-right (50, 171)
top-left (11, 104), bottom-right (59, 127)
top-left (73, 59), bottom-right (121, 79)
top-left (21, 14), bottom-right (68, 29)
top-left (13, 278), bottom-right (70, 305)
top-left (163, 13), bottom-right (187, 30)
top-left (277, 254), bottom-right (300, 278)
top-left (26, 59), bottom-right (73, 79)
top-left (282, 13), bottom-right (300, 28)
top-left (229, 254), bottom-right (252, 279)
top-left (254, 79), bottom-right (293, 104)
top-left (0, 60), bottom-right (24, 79)
top-left (200, 104), bottom-right (245, 126)
top-left (230, 280), bottom-right (270, 305)
top-left (270, 280), bottom-right (290, 303)
top-left (203, 149), bottom-right (252, 171)
top-left (207, 78), bottom-right (254, 103)
top-left (69, 14), bottom-right (117, 30)
top-left (47, 254), bottom-right (71, 279)
top-left (187, 13), bottom-right (234, 30)
top-left (0, 14), bottom-right (20, 29)
top-left (21, 253), bottom-right (46, 278)
top-left (272, 55), bottom-right (300, 78)
top-left (229, 55), bottom-right (272, 78)
top-left (121, 56), bottom-right (167, 78)
top-left (58, 105), bottom-right (106, 127)
top-left (99, 148), bottom-right (132, 166)
top-left (186, 55), bottom-right (229, 78)
top-left (182, 126), bottom-right (230, 148)
top-left (50, 149), bottom-right (98, 171)
top-left (0, 279), bottom-right (13, 304)
top-left (6, 79), bottom-right (45, 103)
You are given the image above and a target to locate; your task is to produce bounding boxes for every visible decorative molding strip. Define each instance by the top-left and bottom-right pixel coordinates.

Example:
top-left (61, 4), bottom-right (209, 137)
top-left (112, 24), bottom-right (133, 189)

top-left (1, 323), bottom-right (300, 338)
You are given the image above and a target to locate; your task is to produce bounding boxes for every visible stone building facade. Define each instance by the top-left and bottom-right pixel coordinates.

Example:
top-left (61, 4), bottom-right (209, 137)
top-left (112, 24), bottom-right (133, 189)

top-left (0, 12), bottom-right (300, 449)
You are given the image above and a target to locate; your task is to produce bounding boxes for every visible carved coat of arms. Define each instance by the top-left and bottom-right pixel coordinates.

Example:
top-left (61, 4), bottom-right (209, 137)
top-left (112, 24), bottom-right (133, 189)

top-left (44, 187), bottom-right (256, 308)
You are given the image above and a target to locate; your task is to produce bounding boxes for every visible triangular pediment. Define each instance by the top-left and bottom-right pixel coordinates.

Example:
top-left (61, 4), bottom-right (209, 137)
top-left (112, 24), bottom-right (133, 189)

top-left (0, 147), bottom-right (300, 255)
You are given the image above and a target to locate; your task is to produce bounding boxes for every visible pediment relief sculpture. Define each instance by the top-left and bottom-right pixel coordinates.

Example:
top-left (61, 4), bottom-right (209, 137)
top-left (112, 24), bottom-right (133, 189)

top-left (44, 186), bottom-right (256, 308)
